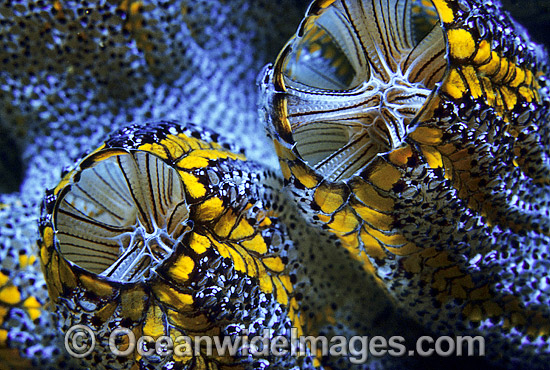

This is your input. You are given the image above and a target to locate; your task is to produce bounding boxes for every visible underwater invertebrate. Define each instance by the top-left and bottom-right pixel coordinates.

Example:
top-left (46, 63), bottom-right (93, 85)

top-left (1, 0), bottom-right (548, 368)
top-left (38, 121), bottom-right (320, 369)
top-left (262, 0), bottom-right (550, 367)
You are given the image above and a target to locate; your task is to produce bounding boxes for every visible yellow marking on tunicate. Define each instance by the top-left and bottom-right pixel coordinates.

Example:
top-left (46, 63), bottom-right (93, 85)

top-left (45, 256), bottom-right (62, 302)
top-left (23, 297), bottom-right (41, 321)
top-left (168, 255), bottom-right (195, 282)
top-left (351, 182), bottom-right (394, 212)
top-left (409, 127), bottom-right (443, 145)
top-left (388, 145), bottom-right (413, 166)
top-left (0, 286), bottom-right (21, 305)
top-left (353, 205), bottom-right (393, 231)
top-left (18, 255), bottom-right (29, 269)
top-left (241, 234), bottom-right (268, 254)
top-left (503, 62), bottom-right (517, 84)
top-left (229, 218), bottom-right (255, 240)
top-left (473, 39), bottom-right (491, 64)
top-left (0, 306), bottom-right (8, 325)
top-left (510, 67), bottom-right (526, 88)
top-left (162, 135), bottom-right (186, 159)
top-left (40, 227), bottom-right (54, 264)
top-left (263, 257), bottom-right (285, 273)
top-left (461, 65), bottom-right (483, 99)
top-left (173, 313), bottom-right (219, 336)
top-left (199, 148), bottom-right (245, 161)
top-left (195, 197), bottom-right (224, 221)
top-left (258, 216), bottom-right (272, 227)
top-left (178, 171), bottom-right (206, 198)
top-left (153, 284), bottom-right (194, 308)
top-left (360, 229), bottom-right (386, 259)
top-left (139, 143), bottom-right (168, 160)
top-left (273, 277), bottom-right (288, 306)
top-left (58, 257), bottom-right (77, 289)
top-left (41, 229), bottom-right (53, 263)
top-left (317, 0), bottom-right (336, 9)
top-left (328, 207), bottom-right (359, 233)
top-left (364, 225), bottom-right (407, 246)
top-left (79, 275), bottom-right (114, 297)
top-left (213, 209), bottom-right (237, 238)
top-left (493, 57), bottom-right (509, 83)
top-left (273, 140), bottom-right (295, 161)
top-left (226, 247), bottom-right (247, 273)
top-left (477, 51), bottom-right (500, 76)
top-left (258, 273), bottom-right (274, 294)
top-left (291, 164), bottom-right (319, 188)
top-left (421, 146), bottom-right (443, 169)
top-left (339, 232), bottom-right (359, 250)
top-left (368, 162), bottom-right (402, 191)
top-left (120, 288), bottom-right (147, 321)
top-left (313, 184), bottom-right (345, 214)
top-left (86, 149), bottom-right (130, 169)
top-left (495, 88), bottom-right (505, 110)
top-left (279, 275), bottom-right (293, 293)
top-left (176, 134), bottom-right (201, 150)
top-left (518, 86), bottom-right (534, 102)
top-left (442, 156), bottom-right (454, 181)
top-left (81, 144), bottom-right (110, 161)
top-left (432, 266), bottom-right (462, 291)
top-left (442, 68), bottom-right (467, 99)
top-left (172, 136), bottom-right (191, 153)
top-left (499, 86), bottom-right (517, 111)
top-left (207, 138), bottom-right (233, 151)
top-left (447, 29), bottom-right (476, 60)
top-left (209, 238), bottom-right (231, 259)
top-left (279, 160), bottom-right (291, 180)
top-left (431, 0), bottom-right (455, 23)
top-left (233, 243), bottom-right (258, 277)
top-left (143, 305), bottom-right (165, 339)
top-left (188, 233), bottom-right (211, 254)
top-left (317, 214), bottom-right (331, 223)
top-left (176, 155), bottom-right (210, 170)
top-left (385, 242), bottom-right (422, 256)
top-left (0, 329), bottom-right (7, 346)
top-left (0, 273), bottom-right (7, 287)
top-left (525, 69), bottom-right (534, 86)
top-left (479, 76), bottom-right (495, 106)
top-left (95, 301), bottom-right (117, 322)
top-left (130, 1), bottom-right (142, 15)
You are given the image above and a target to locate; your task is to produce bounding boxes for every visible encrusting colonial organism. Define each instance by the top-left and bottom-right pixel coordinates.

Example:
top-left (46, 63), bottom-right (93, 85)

top-left (38, 121), bottom-right (320, 369)
top-left (262, 0), bottom-right (550, 368)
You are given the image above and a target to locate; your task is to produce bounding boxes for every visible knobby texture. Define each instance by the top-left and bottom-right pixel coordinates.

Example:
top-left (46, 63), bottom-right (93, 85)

top-left (1, 0), bottom-right (550, 369)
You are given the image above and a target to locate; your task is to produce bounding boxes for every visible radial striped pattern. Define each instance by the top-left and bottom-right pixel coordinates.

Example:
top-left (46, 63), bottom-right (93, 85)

top-left (55, 151), bottom-right (189, 282)
top-left (276, 0), bottom-right (446, 182)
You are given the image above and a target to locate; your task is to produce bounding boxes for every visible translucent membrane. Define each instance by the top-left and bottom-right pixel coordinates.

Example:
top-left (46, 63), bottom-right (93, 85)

top-left (280, 0), bottom-right (446, 182)
top-left (284, 6), bottom-right (369, 91)
top-left (55, 151), bottom-right (190, 283)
